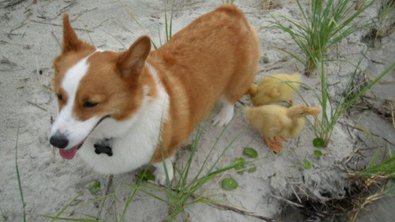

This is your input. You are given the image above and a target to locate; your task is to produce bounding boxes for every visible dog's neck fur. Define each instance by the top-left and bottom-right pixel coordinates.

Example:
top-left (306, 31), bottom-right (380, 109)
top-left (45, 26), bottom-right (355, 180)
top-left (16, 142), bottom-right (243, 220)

top-left (77, 61), bottom-right (170, 174)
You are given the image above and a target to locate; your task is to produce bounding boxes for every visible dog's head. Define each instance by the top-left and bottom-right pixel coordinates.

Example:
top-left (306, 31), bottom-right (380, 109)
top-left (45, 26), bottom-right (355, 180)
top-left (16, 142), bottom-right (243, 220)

top-left (50, 14), bottom-right (152, 159)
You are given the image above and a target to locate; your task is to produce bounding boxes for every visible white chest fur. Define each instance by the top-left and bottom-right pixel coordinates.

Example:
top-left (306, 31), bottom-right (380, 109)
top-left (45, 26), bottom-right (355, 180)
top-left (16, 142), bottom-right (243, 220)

top-left (77, 63), bottom-right (169, 174)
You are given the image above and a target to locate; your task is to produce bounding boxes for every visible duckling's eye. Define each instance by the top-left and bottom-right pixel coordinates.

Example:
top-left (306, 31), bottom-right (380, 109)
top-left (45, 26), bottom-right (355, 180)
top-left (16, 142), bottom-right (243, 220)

top-left (56, 93), bottom-right (63, 101)
top-left (83, 101), bottom-right (98, 108)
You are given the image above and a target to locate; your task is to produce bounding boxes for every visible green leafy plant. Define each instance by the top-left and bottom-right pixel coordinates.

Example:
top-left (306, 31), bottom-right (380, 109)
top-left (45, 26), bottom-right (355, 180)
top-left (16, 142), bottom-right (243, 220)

top-left (87, 181), bottom-right (101, 196)
top-left (137, 169), bottom-right (156, 182)
top-left (269, 0), bottom-right (374, 76)
top-left (313, 149), bottom-right (323, 158)
top-left (221, 177), bottom-right (238, 191)
top-left (303, 159), bottom-right (312, 170)
top-left (243, 147), bottom-right (258, 158)
top-left (313, 137), bottom-right (325, 147)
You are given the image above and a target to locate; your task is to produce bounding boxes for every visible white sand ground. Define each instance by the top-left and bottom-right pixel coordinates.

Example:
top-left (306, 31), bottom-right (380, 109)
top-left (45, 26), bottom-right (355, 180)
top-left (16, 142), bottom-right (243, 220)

top-left (0, 0), bottom-right (394, 221)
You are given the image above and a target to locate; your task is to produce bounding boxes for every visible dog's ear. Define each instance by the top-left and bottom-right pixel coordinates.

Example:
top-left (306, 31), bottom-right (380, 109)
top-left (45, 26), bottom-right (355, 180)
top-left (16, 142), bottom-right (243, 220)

top-left (116, 36), bottom-right (151, 79)
top-left (62, 13), bottom-right (91, 53)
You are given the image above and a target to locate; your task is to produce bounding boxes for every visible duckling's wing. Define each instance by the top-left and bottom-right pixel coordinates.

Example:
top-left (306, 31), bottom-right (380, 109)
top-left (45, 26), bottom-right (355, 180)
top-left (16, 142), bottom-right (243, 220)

top-left (257, 78), bottom-right (275, 90)
top-left (263, 117), bottom-right (283, 137)
top-left (268, 125), bottom-right (282, 135)
top-left (266, 88), bottom-right (281, 98)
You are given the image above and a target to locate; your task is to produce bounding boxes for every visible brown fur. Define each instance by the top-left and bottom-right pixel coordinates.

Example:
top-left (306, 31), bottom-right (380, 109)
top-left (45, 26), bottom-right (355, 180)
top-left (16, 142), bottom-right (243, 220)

top-left (54, 5), bottom-right (260, 164)
top-left (149, 5), bottom-right (260, 162)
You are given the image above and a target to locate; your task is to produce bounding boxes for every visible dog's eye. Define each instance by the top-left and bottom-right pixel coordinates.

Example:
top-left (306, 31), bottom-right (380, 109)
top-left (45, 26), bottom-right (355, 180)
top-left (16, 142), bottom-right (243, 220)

top-left (83, 101), bottom-right (98, 108)
top-left (57, 93), bottom-right (63, 101)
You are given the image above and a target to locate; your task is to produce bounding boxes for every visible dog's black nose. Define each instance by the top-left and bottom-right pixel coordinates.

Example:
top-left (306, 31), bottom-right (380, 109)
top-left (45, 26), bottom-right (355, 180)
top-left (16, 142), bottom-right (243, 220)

top-left (50, 132), bottom-right (69, 148)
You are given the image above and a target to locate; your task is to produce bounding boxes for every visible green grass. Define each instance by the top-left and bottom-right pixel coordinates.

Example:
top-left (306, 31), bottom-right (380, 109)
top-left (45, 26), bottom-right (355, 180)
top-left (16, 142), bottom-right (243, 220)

top-left (371, 0), bottom-right (395, 47)
top-left (312, 55), bottom-right (395, 147)
top-left (269, 0), bottom-right (374, 76)
top-left (356, 146), bottom-right (395, 179)
top-left (15, 123), bottom-right (26, 222)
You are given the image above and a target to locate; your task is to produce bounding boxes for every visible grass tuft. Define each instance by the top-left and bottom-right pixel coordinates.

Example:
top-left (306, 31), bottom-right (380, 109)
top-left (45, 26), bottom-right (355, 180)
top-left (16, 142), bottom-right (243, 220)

top-left (312, 56), bottom-right (395, 147)
top-left (269, 0), bottom-right (374, 76)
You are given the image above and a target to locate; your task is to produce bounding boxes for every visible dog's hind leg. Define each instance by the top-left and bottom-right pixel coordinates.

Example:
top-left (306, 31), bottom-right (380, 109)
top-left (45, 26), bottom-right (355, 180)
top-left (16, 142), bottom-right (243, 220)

top-left (153, 156), bottom-right (174, 185)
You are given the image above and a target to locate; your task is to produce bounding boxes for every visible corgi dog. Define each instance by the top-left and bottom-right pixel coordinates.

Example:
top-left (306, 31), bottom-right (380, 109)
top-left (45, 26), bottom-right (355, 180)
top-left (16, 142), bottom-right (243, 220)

top-left (49, 4), bottom-right (260, 184)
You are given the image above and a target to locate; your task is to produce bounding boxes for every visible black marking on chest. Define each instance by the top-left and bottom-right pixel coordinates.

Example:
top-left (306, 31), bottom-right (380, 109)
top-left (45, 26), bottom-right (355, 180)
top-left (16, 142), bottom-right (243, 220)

top-left (94, 139), bottom-right (113, 156)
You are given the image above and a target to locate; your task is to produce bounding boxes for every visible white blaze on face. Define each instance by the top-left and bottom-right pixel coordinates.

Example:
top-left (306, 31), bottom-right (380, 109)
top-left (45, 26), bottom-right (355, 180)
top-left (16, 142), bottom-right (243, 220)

top-left (50, 55), bottom-right (101, 150)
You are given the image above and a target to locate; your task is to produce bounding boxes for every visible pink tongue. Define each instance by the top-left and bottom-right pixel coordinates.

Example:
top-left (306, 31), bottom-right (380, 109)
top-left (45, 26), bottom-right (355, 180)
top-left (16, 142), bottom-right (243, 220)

top-left (59, 146), bottom-right (78, 160)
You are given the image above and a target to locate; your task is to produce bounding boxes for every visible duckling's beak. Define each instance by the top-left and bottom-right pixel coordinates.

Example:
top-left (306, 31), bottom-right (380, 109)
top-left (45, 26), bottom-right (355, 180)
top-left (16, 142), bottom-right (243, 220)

top-left (306, 107), bottom-right (321, 115)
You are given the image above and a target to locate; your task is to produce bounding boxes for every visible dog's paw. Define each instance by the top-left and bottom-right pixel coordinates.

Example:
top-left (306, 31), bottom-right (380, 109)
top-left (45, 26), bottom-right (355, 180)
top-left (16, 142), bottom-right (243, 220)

top-left (153, 158), bottom-right (174, 186)
top-left (212, 105), bottom-right (234, 127)
top-left (212, 114), bottom-right (231, 127)
top-left (154, 169), bottom-right (173, 186)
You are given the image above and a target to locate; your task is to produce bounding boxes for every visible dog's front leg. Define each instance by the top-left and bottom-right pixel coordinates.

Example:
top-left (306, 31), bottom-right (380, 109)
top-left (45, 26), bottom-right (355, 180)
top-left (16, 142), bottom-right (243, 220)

top-left (153, 157), bottom-right (174, 185)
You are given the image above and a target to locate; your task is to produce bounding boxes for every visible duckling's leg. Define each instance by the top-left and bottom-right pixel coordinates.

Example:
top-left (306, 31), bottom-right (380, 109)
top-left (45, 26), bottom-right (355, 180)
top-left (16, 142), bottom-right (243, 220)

top-left (212, 98), bottom-right (234, 127)
top-left (274, 136), bottom-right (288, 142)
top-left (264, 135), bottom-right (283, 153)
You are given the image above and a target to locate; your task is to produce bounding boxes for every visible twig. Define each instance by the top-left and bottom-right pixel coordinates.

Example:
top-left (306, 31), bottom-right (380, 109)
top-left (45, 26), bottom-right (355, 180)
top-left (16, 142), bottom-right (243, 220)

top-left (203, 197), bottom-right (278, 221)
top-left (349, 187), bottom-right (387, 222)
top-left (96, 175), bottom-right (114, 219)
top-left (289, 183), bottom-right (302, 204)
top-left (26, 100), bottom-right (47, 111)
top-left (8, 10), bottom-right (32, 37)
top-left (57, 0), bottom-right (77, 15)
top-left (51, 32), bottom-right (61, 48)
top-left (102, 29), bottom-right (126, 49)
top-left (2, 0), bottom-right (26, 8)
top-left (71, 7), bottom-right (98, 22)
top-left (30, 20), bottom-right (93, 32)
top-left (271, 194), bottom-right (304, 208)
top-left (0, 57), bottom-right (18, 71)
top-left (339, 121), bottom-right (395, 146)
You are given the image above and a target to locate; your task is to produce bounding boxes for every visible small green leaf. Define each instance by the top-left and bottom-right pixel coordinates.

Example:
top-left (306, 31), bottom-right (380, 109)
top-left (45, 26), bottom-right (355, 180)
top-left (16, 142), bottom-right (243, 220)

top-left (243, 147), bottom-right (258, 158)
top-left (233, 158), bottom-right (246, 174)
top-left (221, 177), bottom-right (238, 190)
top-left (247, 164), bottom-right (257, 173)
top-left (303, 160), bottom-right (312, 170)
top-left (87, 181), bottom-right (101, 196)
top-left (137, 169), bottom-right (155, 182)
top-left (313, 138), bottom-right (325, 147)
top-left (314, 149), bottom-right (323, 157)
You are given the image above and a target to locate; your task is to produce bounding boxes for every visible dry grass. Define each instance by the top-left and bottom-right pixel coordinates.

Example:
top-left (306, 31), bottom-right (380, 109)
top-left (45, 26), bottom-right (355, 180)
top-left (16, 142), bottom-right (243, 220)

top-left (291, 177), bottom-right (390, 221)
top-left (261, 0), bottom-right (283, 10)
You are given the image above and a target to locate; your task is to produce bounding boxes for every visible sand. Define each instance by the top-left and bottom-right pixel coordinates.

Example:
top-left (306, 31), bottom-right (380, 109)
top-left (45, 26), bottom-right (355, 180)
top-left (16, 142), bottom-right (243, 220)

top-left (1, 0), bottom-right (394, 221)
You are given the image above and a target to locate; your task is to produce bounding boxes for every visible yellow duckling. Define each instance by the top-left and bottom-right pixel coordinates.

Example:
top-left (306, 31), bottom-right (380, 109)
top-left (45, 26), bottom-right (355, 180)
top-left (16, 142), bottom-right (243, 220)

top-left (248, 73), bottom-right (301, 106)
top-left (244, 104), bottom-right (321, 153)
